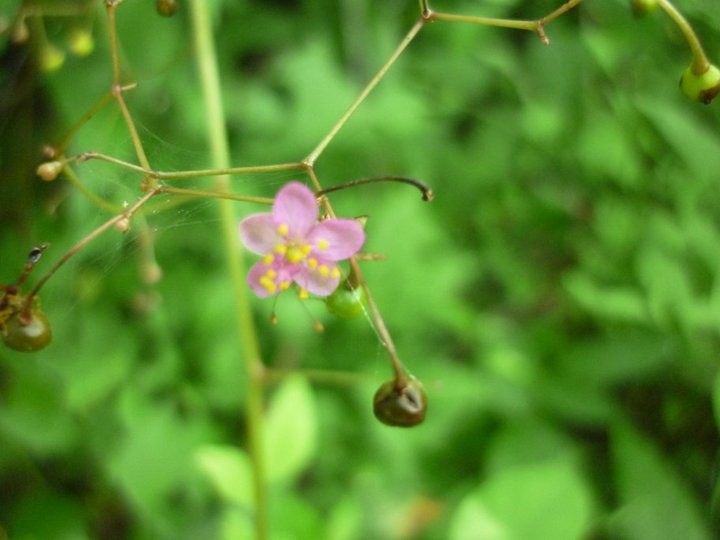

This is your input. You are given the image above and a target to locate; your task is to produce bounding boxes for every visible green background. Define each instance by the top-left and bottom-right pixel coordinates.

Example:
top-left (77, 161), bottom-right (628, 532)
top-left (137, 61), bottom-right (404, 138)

top-left (2, 0), bottom-right (720, 538)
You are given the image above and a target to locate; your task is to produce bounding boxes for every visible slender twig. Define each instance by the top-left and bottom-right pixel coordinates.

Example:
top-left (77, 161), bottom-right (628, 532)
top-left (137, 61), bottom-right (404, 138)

top-left (429, 0), bottom-right (584, 44)
top-left (24, 188), bottom-right (160, 304)
top-left (657, 0), bottom-right (711, 74)
top-left (316, 176), bottom-right (434, 202)
top-left (304, 17), bottom-right (427, 166)
top-left (75, 152), bottom-right (304, 181)
top-left (158, 186), bottom-right (273, 205)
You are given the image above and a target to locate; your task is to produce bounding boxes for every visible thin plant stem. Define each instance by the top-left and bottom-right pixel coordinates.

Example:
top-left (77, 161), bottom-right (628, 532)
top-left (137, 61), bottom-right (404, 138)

top-left (188, 2), bottom-right (268, 540)
top-left (61, 165), bottom-right (122, 213)
top-left (75, 152), bottom-right (304, 180)
top-left (316, 176), bottom-right (434, 202)
top-left (56, 91), bottom-right (115, 154)
top-left (657, 0), bottom-right (711, 74)
top-left (158, 186), bottom-right (274, 206)
top-left (429, 0), bottom-right (584, 44)
top-left (24, 188), bottom-right (160, 305)
top-left (304, 17), bottom-right (426, 166)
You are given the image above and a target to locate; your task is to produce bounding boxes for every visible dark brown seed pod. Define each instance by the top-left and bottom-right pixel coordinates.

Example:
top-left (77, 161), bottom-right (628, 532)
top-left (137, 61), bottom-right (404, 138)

top-left (156, 0), bottom-right (178, 17)
top-left (373, 378), bottom-right (427, 427)
top-left (2, 309), bottom-right (53, 352)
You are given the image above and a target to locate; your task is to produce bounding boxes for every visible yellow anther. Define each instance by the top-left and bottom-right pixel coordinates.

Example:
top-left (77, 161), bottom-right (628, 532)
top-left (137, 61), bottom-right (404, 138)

top-left (330, 267), bottom-right (340, 279)
top-left (318, 265), bottom-right (330, 277)
top-left (266, 269), bottom-right (277, 279)
top-left (286, 246), bottom-right (306, 264)
top-left (298, 288), bottom-right (309, 300)
top-left (277, 223), bottom-right (289, 237)
top-left (307, 258), bottom-right (318, 270)
top-left (301, 244), bottom-right (312, 255)
top-left (279, 281), bottom-right (290, 291)
top-left (263, 254), bottom-right (275, 265)
top-left (259, 276), bottom-right (277, 294)
top-left (317, 239), bottom-right (329, 251)
top-left (274, 244), bottom-right (287, 255)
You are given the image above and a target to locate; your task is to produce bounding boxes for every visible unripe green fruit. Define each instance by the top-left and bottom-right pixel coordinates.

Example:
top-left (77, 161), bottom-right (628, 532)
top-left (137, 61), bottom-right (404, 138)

top-left (631, 0), bottom-right (657, 16)
top-left (156, 0), bottom-right (178, 17)
top-left (325, 284), bottom-right (367, 319)
top-left (680, 64), bottom-right (720, 104)
top-left (373, 378), bottom-right (427, 427)
top-left (3, 309), bottom-right (52, 352)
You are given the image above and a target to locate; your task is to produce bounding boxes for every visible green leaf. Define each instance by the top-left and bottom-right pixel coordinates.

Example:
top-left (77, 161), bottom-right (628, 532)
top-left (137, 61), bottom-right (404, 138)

top-left (264, 375), bottom-right (317, 484)
top-left (449, 460), bottom-right (593, 540)
top-left (195, 444), bottom-right (253, 507)
top-left (610, 422), bottom-right (712, 540)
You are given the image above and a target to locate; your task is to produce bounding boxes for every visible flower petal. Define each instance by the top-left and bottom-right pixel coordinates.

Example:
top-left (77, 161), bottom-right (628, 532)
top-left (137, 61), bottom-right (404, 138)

top-left (239, 214), bottom-right (283, 255)
top-left (247, 259), bottom-right (297, 297)
top-left (306, 218), bottom-right (365, 261)
top-left (273, 182), bottom-right (318, 238)
top-left (294, 260), bottom-right (341, 297)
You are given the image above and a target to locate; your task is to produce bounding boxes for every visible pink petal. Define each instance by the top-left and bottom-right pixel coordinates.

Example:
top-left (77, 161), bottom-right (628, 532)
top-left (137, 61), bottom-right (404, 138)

top-left (239, 214), bottom-right (283, 255)
top-left (247, 259), bottom-right (298, 297)
top-left (294, 261), bottom-right (342, 296)
top-left (306, 219), bottom-right (365, 261)
top-left (273, 182), bottom-right (318, 238)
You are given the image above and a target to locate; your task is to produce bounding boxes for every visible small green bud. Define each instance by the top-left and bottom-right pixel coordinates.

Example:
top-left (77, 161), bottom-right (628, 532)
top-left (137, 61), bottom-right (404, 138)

top-left (68, 29), bottom-right (95, 57)
top-left (631, 0), bottom-right (658, 16)
top-left (3, 309), bottom-right (53, 352)
top-left (325, 283), bottom-right (367, 319)
top-left (40, 44), bottom-right (65, 72)
top-left (373, 378), bottom-right (427, 427)
top-left (680, 64), bottom-right (720, 104)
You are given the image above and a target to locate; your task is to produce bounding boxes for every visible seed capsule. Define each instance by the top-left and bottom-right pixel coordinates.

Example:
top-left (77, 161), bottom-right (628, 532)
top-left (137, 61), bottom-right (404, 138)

top-left (3, 309), bottom-right (53, 352)
top-left (680, 64), bottom-right (720, 104)
top-left (156, 0), bottom-right (178, 17)
top-left (373, 378), bottom-right (427, 427)
top-left (325, 282), bottom-right (367, 319)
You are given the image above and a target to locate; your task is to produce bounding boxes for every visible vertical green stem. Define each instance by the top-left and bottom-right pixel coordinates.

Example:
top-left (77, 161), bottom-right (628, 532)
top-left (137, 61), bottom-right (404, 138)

top-left (187, 2), bottom-right (268, 539)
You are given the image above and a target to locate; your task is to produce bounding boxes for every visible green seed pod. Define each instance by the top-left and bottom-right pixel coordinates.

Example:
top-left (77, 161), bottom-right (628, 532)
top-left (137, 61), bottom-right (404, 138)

top-left (680, 64), bottom-right (720, 104)
top-left (3, 309), bottom-right (53, 352)
top-left (325, 283), bottom-right (367, 319)
top-left (373, 378), bottom-right (427, 427)
top-left (631, 0), bottom-right (657, 16)
top-left (156, 0), bottom-right (178, 17)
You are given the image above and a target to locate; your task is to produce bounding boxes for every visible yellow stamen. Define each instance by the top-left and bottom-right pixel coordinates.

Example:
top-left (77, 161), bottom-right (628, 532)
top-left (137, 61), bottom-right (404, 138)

top-left (317, 239), bottom-right (329, 251)
top-left (307, 258), bottom-right (318, 269)
top-left (301, 244), bottom-right (312, 255)
top-left (259, 276), bottom-right (277, 294)
top-left (279, 281), bottom-right (290, 291)
top-left (318, 265), bottom-right (329, 277)
top-left (274, 244), bottom-right (287, 255)
top-left (330, 267), bottom-right (340, 278)
top-left (286, 246), bottom-right (305, 264)
top-left (298, 288), bottom-right (309, 300)
top-left (266, 269), bottom-right (277, 279)
top-left (277, 223), bottom-right (289, 237)
top-left (263, 254), bottom-right (275, 265)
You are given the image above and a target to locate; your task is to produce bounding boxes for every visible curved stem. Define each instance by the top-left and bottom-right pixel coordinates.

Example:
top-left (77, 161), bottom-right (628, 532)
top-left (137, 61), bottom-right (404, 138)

top-left (157, 186), bottom-right (273, 205)
top-left (657, 0), bottom-right (711, 74)
top-left (188, 1), bottom-right (268, 539)
top-left (315, 176), bottom-right (433, 202)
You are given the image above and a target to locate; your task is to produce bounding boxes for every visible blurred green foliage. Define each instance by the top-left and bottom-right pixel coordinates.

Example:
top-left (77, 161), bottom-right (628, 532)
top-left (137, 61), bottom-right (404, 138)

top-left (2, 0), bottom-right (720, 538)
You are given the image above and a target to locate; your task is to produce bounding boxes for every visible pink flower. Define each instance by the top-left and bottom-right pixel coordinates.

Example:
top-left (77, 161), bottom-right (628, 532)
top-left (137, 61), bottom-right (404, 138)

top-left (239, 182), bottom-right (365, 297)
